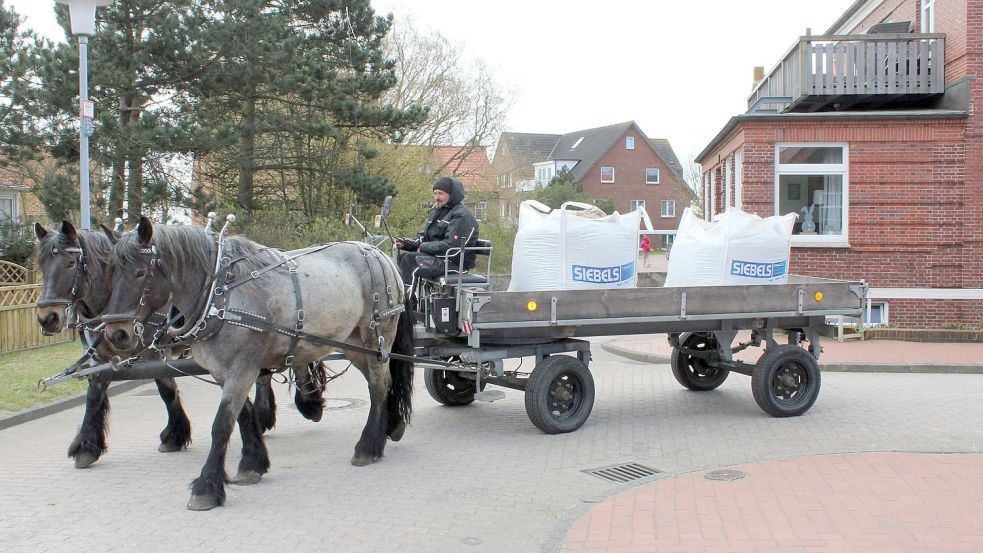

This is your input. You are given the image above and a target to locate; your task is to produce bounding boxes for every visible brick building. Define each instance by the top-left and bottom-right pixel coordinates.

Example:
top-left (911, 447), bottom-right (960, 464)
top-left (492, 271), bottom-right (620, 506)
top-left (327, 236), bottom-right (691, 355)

top-left (696, 0), bottom-right (983, 329)
top-left (493, 122), bottom-right (694, 243)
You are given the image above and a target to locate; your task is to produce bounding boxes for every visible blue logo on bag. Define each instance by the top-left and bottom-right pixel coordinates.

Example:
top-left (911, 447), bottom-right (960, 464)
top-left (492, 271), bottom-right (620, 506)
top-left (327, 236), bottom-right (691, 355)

top-left (571, 262), bottom-right (636, 284)
top-left (730, 260), bottom-right (787, 279)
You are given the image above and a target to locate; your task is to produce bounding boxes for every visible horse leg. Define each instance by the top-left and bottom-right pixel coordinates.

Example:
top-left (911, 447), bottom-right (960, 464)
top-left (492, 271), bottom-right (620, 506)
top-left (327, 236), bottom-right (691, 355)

top-left (253, 372), bottom-right (277, 432)
top-left (68, 380), bottom-right (110, 469)
top-left (155, 378), bottom-right (192, 452)
top-left (188, 370), bottom-right (257, 511)
top-left (352, 356), bottom-right (390, 466)
top-left (293, 363), bottom-right (324, 423)
top-left (230, 398), bottom-right (270, 485)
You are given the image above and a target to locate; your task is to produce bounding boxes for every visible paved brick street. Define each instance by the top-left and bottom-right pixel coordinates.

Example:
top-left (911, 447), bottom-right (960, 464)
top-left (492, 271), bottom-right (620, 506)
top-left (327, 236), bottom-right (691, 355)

top-left (1, 336), bottom-right (981, 553)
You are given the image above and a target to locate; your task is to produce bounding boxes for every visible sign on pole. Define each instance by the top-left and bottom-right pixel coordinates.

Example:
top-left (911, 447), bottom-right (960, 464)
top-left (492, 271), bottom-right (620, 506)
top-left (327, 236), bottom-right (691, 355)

top-left (81, 99), bottom-right (95, 119)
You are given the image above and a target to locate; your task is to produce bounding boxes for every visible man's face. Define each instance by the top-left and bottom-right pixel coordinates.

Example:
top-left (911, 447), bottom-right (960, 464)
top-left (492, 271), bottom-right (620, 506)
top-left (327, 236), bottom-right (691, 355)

top-left (433, 189), bottom-right (450, 207)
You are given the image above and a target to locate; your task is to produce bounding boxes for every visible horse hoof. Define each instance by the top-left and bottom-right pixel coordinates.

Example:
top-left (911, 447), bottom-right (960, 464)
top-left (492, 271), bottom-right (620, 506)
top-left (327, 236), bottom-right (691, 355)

top-left (158, 442), bottom-right (184, 453)
top-left (187, 494), bottom-right (221, 511)
top-left (350, 453), bottom-right (378, 466)
top-left (74, 452), bottom-right (98, 469)
top-left (232, 471), bottom-right (262, 485)
top-left (388, 421), bottom-right (406, 442)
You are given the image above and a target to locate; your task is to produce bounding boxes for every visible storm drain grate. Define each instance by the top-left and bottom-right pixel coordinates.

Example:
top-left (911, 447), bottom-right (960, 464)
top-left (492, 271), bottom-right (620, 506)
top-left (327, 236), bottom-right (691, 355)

top-left (582, 462), bottom-right (662, 483)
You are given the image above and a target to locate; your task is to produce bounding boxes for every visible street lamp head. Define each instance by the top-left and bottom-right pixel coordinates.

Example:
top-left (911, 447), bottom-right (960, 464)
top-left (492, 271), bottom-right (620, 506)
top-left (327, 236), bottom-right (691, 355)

top-left (54, 0), bottom-right (114, 36)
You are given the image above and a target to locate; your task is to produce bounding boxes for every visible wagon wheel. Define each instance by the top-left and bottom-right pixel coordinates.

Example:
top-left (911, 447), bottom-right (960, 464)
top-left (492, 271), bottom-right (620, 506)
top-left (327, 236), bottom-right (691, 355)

top-left (424, 357), bottom-right (485, 406)
top-left (751, 345), bottom-right (821, 417)
top-left (524, 355), bottom-right (595, 434)
top-left (670, 332), bottom-right (729, 391)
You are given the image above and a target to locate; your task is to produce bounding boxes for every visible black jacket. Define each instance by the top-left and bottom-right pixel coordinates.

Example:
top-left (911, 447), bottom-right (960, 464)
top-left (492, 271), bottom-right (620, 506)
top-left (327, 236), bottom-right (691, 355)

top-left (415, 178), bottom-right (480, 270)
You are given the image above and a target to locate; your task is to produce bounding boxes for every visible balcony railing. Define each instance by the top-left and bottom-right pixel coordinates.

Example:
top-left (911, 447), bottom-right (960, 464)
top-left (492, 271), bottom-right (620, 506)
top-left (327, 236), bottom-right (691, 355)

top-left (748, 33), bottom-right (945, 112)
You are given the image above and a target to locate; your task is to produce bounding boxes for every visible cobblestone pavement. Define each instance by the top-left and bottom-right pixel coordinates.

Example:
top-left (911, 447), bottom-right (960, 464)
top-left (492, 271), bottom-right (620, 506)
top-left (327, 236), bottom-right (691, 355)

top-left (1, 336), bottom-right (981, 553)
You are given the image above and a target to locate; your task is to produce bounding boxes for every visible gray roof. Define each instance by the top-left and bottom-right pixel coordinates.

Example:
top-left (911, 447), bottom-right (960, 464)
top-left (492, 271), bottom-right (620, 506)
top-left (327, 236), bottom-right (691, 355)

top-left (547, 121), bottom-right (685, 185)
top-left (495, 132), bottom-right (562, 178)
top-left (548, 121), bottom-right (634, 181)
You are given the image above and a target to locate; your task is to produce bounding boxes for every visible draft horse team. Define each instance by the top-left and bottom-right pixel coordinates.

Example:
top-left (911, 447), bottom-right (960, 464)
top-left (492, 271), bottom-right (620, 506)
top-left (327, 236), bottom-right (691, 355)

top-left (34, 217), bottom-right (415, 511)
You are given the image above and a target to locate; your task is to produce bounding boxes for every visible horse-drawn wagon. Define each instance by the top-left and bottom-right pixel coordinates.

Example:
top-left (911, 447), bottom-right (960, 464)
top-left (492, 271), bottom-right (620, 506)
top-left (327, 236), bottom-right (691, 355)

top-left (34, 206), bottom-right (865, 509)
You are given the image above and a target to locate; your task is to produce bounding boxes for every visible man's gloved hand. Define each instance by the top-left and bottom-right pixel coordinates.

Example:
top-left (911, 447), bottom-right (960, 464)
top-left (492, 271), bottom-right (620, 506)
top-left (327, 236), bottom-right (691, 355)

top-left (397, 237), bottom-right (421, 251)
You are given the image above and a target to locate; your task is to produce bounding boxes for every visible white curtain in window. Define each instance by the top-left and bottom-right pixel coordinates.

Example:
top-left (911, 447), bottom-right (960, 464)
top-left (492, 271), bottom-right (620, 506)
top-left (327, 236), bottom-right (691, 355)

top-left (819, 177), bottom-right (843, 234)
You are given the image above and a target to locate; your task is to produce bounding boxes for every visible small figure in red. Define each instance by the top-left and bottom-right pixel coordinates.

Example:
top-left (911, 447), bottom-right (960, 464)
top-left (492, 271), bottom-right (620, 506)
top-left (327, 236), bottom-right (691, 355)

top-left (639, 234), bottom-right (653, 268)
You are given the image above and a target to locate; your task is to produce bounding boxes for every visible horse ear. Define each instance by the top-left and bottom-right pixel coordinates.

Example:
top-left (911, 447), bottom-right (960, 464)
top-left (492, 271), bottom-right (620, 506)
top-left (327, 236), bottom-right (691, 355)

top-left (61, 220), bottom-right (78, 243)
top-left (99, 224), bottom-right (118, 244)
top-left (137, 216), bottom-right (153, 245)
top-left (34, 223), bottom-right (49, 240)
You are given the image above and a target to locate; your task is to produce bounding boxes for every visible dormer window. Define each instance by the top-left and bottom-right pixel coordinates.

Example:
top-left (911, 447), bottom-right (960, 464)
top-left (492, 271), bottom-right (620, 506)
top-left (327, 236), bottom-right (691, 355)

top-left (571, 137), bottom-right (584, 150)
top-left (626, 136), bottom-right (635, 150)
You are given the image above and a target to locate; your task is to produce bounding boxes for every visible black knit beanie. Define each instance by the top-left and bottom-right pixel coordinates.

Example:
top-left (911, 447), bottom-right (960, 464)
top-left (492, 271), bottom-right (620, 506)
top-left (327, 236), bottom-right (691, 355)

top-left (433, 176), bottom-right (455, 195)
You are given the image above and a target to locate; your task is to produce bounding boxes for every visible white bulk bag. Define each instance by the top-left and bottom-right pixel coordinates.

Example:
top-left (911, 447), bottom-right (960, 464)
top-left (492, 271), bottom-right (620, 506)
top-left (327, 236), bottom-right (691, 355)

top-left (664, 208), bottom-right (796, 287)
top-left (509, 201), bottom-right (641, 291)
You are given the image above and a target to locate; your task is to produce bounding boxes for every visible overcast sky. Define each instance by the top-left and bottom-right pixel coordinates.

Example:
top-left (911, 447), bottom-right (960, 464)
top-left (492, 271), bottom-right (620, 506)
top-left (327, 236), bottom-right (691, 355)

top-left (10, 0), bottom-right (854, 164)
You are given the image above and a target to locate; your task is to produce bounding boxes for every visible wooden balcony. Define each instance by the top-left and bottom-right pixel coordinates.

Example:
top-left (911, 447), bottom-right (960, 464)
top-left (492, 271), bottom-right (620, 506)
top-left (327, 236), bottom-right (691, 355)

top-left (748, 33), bottom-right (945, 113)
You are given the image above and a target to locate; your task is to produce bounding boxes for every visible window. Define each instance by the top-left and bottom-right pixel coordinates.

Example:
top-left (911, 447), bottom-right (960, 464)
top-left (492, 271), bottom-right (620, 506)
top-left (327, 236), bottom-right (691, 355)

top-left (629, 199), bottom-right (645, 213)
top-left (571, 137), bottom-right (584, 150)
top-left (600, 166), bottom-right (615, 183)
top-left (921, 0), bottom-right (934, 32)
top-left (660, 199), bottom-right (675, 218)
top-left (661, 234), bottom-right (674, 248)
top-left (775, 144), bottom-right (848, 243)
top-left (0, 194), bottom-right (15, 222)
top-left (474, 201), bottom-right (487, 221)
top-left (626, 136), bottom-right (635, 150)
top-left (645, 168), bottom-right (660, 184)
top-left (864, 301), bottom-right (888, 326)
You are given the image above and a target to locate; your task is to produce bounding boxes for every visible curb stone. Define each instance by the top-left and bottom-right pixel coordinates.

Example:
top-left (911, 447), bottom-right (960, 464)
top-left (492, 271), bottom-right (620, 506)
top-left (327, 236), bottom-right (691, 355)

top-left (0, 379), bottom-right (151, 431)
top-left (600, 342), bottom-right (983, 375)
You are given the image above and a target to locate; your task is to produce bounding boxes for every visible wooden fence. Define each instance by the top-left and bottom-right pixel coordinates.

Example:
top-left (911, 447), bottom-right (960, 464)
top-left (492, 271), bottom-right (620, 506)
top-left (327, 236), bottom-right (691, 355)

top-left (0, 261), bottom-right (76, 353)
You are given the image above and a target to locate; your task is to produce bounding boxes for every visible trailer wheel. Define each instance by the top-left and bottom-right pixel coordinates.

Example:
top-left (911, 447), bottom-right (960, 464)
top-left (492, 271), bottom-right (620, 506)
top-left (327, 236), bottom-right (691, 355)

top-left (752, 345), bottom-right (821, 417)
top-left (670, 332), bottom-right (730, 391)
top-left (424, 359), bottom-right (485, 406)
top-left (524, 355), bottom-right (595, 434)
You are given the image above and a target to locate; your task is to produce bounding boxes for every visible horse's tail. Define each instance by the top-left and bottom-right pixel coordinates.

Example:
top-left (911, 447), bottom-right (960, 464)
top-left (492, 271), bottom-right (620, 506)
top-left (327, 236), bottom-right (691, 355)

top-left (386, 298), bottom-right (415, 433)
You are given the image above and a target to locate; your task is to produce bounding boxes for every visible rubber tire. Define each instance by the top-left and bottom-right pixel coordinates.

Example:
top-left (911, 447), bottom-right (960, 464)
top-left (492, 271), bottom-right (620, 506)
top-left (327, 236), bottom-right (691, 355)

top-left (670, 332), bottom-right (730, 391)
top-left (424, 366), bottom-right (484, 406)
top-left (751, 345), bottom-right (821, 417)
top-left (524, 355), bottom-right (595, 434)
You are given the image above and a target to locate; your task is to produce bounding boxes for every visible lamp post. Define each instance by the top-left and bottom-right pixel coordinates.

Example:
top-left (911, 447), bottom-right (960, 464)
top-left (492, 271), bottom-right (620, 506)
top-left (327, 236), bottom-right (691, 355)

top-left (55, 0), bottom-right (113, 231)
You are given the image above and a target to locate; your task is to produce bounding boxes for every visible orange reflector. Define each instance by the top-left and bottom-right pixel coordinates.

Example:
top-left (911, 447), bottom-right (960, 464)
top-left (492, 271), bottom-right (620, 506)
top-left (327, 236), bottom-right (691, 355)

top-left (527, 301), bottom-right (538, 311)
top-left (814, 292), bottom-right (824, 301)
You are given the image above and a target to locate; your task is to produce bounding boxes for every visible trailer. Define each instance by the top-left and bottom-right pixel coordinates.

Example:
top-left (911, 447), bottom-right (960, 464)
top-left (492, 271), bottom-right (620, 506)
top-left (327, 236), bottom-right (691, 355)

top-left (413, 272), bottom-right (866, 434)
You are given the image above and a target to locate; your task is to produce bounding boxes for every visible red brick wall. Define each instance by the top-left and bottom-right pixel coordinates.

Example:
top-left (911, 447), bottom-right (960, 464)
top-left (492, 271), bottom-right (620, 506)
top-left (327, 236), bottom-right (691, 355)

top-left (581, 126), bottom-right (694, 231)
top-left (700, 115), bottom-right (976, 328)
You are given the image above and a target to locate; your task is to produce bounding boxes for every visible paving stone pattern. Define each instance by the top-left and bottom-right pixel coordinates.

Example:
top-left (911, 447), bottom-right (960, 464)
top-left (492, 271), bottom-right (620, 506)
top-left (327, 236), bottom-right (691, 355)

top-left (0, 337), bottom-right (981, 553)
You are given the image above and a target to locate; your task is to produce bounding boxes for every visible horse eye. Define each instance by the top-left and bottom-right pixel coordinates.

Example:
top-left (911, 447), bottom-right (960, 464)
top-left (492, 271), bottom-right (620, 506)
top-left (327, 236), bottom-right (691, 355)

top-left (136, 269), bottom-right (148, 278)
top-left (67, 261), bottom-right (76, 268)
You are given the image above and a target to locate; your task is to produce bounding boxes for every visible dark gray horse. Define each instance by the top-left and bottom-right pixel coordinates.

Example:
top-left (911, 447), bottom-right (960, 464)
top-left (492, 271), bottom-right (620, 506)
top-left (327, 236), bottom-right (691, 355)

top-left (33, 221), bottom-right (312, 468)
top-left (101, 218), bottom-right (414, 510)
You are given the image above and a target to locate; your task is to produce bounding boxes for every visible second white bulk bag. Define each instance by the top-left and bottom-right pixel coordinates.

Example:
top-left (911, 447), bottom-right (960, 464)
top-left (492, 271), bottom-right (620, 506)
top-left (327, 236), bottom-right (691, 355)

top-left (509, 201), bottom-right (641, 291)
top-left (664, 208), bottom-right (796, 287)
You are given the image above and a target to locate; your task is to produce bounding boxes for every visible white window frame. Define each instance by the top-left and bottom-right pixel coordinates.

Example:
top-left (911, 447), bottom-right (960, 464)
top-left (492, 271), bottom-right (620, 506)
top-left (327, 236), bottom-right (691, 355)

top-left (474, 201), bottom-right (487, 221)
top-left (774, 142), bottom-right (850, 247)
top-left (600, 166), bottom-right (615, 183)
top-left (865, 300), bottom-right (888, 326)
top-left (645, 168), bottom-right (660, 184)
top-left (626, 136), bottom-right (635, 150)
top-left (660, 199), bottom-right (676, 218)
top-left (734, 150), bottom-right (743, 209)
top-left (725, 157), bottom-right (732, 209)
top-left (921, 0), bottom-right (935, 32)
top-left (709, 170), bottom-right (716, 220)
top-left (0, 192), bottom-right (17, 222)
top-left (629, 199), bottom-right (645, 213)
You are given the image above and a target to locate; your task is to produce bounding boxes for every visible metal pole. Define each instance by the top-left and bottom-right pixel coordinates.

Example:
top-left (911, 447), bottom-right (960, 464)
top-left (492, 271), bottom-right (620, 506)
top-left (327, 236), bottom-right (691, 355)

top-left (78, 35), bottom-right (91, 230)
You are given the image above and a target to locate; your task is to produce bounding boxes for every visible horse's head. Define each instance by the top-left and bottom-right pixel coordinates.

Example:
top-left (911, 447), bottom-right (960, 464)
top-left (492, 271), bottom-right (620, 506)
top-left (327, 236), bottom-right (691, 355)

top-left (103, 217), bottom-right (173, 354)
top-left (34, 221), bottom-right (113, 335)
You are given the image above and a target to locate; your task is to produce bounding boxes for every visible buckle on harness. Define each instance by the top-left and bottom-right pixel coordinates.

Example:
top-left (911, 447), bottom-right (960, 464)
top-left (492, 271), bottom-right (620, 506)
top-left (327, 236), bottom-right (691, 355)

top-left (284, 355), bottom-right (295, 368)
top-left (251, 270), bottom-right (260, 279)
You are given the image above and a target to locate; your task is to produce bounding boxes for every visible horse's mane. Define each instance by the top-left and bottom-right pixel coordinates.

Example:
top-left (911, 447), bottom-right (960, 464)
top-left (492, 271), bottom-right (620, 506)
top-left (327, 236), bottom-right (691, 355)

top-left (38, 228), bottom-right (114, 282)
top-left (112, 224), bottom-right (267, 284)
